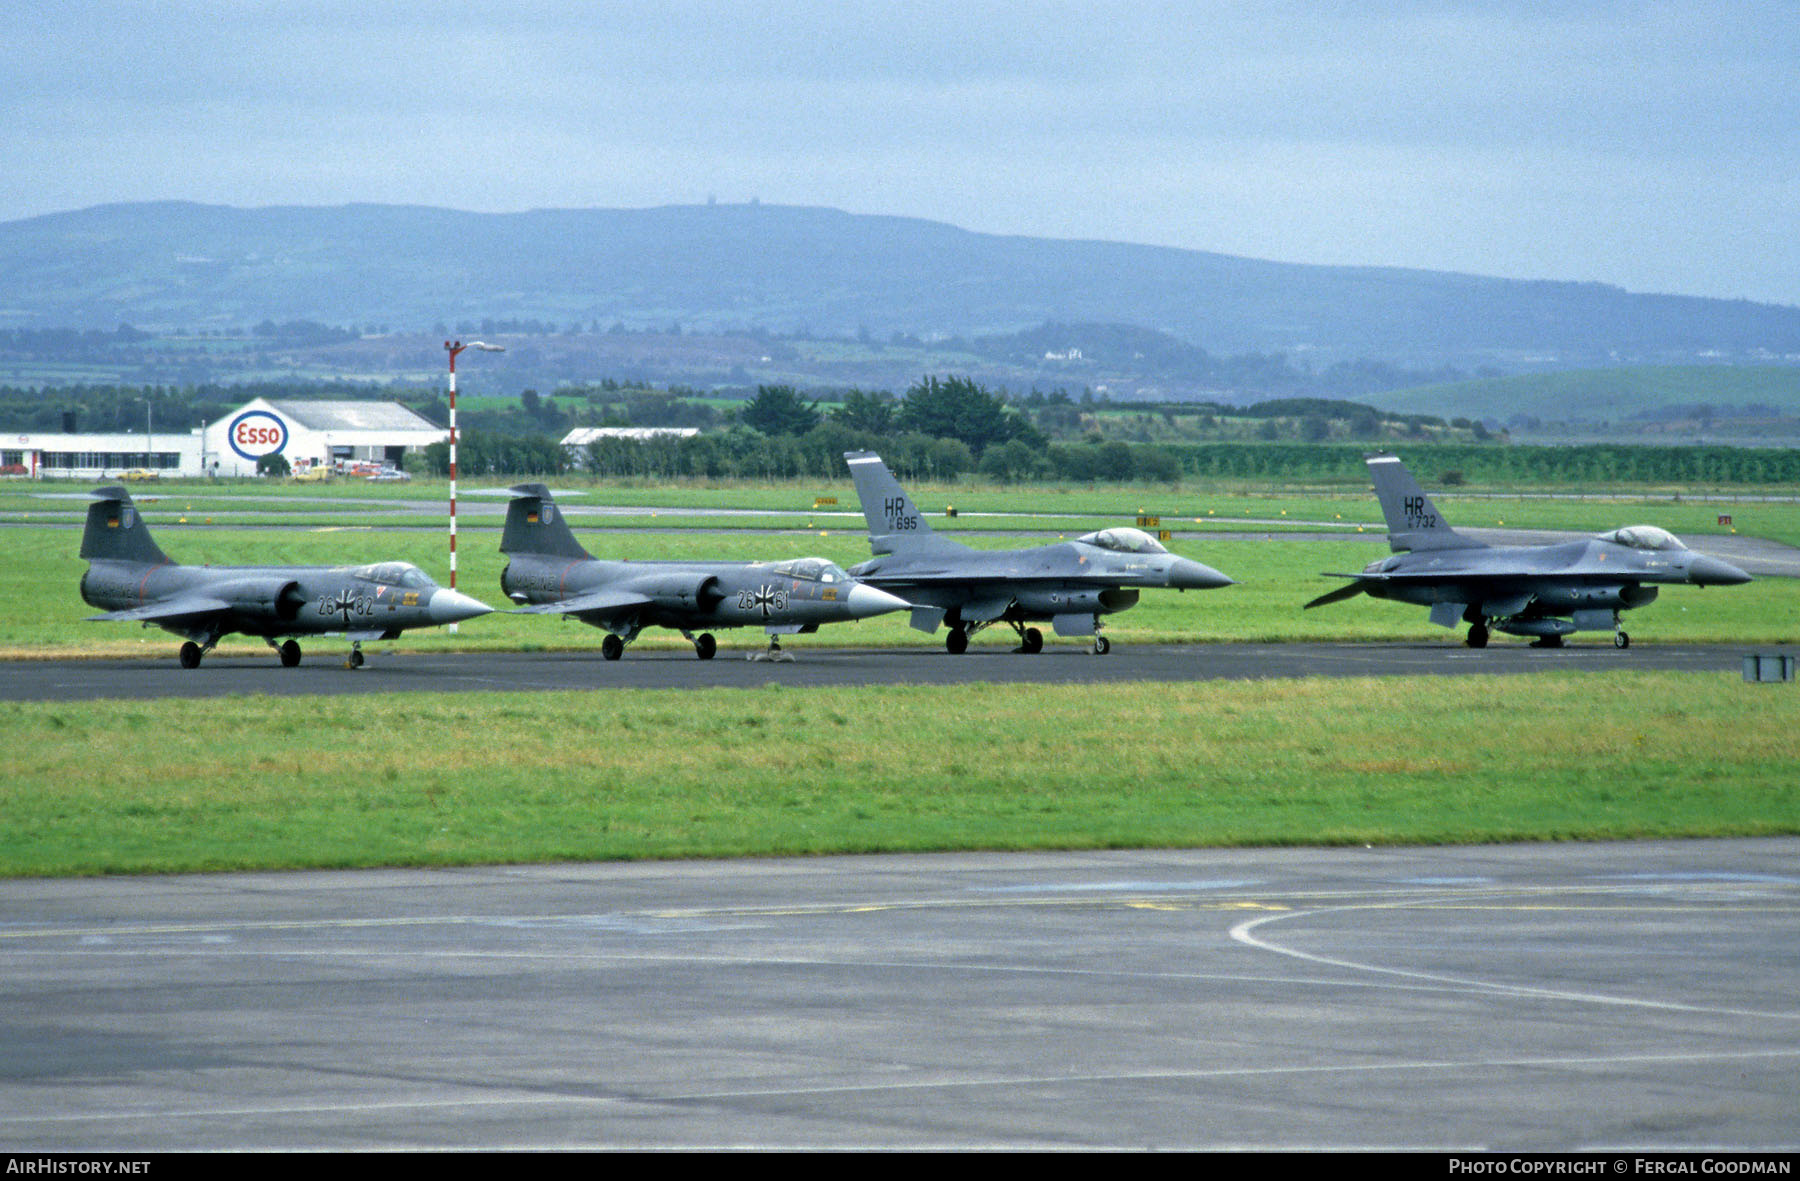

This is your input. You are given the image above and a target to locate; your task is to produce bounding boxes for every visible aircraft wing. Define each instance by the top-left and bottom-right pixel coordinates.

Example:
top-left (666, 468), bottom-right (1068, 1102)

top-left (1358, 569), bottom-right (1548, 585)
top-left (872, 568), bottom-right (1145, 586)
top-left (1303, 581), bottom-right (1370, 609)
top-left (959, 596), bottom-right (1015, 622)
top-left (511, 589), bottom-right (653, 617)
top-left (863, 565), bottom-right (965, 581)
top-left (85, 595), bottom-right (235, 625)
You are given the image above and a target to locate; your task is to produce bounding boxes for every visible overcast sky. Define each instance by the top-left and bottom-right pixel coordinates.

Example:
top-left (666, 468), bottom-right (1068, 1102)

top-left (6, 2), bottom-right (1797, 305)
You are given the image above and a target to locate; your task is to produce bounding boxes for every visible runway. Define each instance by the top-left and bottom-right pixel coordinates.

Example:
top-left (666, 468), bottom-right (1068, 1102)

top-left (1, 840), bottom-right (1795, 1149)
top-left (0, 641), bottom-right (1779, 701)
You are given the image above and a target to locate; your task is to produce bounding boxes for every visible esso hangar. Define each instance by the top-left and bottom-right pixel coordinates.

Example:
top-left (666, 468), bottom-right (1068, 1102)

top-left (228, 411), bottom-right (290, 461)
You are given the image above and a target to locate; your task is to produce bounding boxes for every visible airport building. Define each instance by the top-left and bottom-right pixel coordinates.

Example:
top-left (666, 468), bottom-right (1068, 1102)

top-left (2, 398), bottom-right (448, 480)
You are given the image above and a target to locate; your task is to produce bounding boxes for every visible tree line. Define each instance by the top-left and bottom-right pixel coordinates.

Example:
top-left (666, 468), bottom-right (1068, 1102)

top-left (7, 376), bottom-right (1797, 487)
top-left (444, 373), bottom-right (1800, 487)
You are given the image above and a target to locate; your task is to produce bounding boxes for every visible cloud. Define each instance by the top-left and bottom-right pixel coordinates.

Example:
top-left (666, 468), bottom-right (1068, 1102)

top-left (4, 1), bottom-right (1797, 303)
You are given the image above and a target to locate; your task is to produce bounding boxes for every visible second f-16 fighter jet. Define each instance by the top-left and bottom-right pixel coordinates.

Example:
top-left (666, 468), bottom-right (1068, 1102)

top-left (79, 485), bottom-right (493, 668)
top-left (842, 451), bottom-right (1233, 654)
top-left (1304, 453), bottom-right (1752, 648)
top-left (499, 483), bottom-right (909, 659)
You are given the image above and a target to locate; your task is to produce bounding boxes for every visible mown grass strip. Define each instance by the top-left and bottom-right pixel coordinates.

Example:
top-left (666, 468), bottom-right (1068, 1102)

top-left (2, 673), bottom-right (1793, 877)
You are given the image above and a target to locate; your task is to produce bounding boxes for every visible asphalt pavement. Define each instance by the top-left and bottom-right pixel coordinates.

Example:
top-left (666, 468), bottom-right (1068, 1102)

top-left (0, 641), bottom-right (1784, 701)
top-left (2, 840), bottom-right (1794, 1150)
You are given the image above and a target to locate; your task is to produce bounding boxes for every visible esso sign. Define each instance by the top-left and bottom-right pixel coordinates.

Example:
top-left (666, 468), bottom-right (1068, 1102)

top-left (228, 411), bottom-right (289, 460)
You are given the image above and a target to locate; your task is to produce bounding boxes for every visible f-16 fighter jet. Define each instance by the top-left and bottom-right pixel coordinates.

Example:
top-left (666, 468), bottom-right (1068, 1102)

top-left (1304, 453), bottom-right (1751, 648)
top-left (842, 451), bottom-right (1233, 654)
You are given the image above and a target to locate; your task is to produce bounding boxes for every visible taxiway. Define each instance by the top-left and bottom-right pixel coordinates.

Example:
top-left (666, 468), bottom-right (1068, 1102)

top-left (0, 641), bottom-right (1781, 701)
top-left (1, 840), bottom-right (1794, 1149)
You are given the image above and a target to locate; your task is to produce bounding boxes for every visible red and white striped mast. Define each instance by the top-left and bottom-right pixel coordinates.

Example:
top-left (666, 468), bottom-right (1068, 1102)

top-left (443, 339), bottom-right (503, 631)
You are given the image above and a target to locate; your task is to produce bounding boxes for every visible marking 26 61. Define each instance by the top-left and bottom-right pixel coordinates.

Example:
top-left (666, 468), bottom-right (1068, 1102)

top-left (738, 588), bottom-right (788, 611)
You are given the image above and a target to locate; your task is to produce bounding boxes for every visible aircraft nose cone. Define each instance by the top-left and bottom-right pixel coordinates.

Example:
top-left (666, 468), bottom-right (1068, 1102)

top-left (1168, 557), bottom-right (1235, 589)
top-left (844, 582), bottom-right (910, 619)
top-left (429, 587), bottom-right (496, 624)
top-left (1689, 554), bottom-right (1752, 586)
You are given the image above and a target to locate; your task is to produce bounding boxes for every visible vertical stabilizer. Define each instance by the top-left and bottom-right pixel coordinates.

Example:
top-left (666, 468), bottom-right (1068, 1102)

top-left (80, 486), bottom-right (174, 565)
top-left (843, 451), bottom-right (964, 556)
top-left (1365, 454), bottom-right (1484, 553)
top-left (499, 484), bottom-right (593, 560)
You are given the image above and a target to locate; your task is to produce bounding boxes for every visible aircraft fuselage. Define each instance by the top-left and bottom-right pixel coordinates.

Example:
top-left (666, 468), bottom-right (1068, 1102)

top-left (502, 555), bottom-right (900, 634)
top-left (82, 560), bottom-right (485, 641)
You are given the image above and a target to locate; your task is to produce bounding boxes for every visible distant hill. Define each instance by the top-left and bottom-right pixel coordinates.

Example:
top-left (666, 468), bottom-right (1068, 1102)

top-left (1375, 365), bottom-right (1800, 443)
top-left (4, 201), bottom-right (1800, 372)
top-left (1378, 365), bottom-right (1800, 418)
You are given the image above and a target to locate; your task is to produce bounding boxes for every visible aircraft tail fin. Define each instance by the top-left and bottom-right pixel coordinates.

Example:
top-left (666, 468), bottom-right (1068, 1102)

top-left (80, 486), bottom-right (175, 565)
top-left (499, 483), bottom-right (593, 560)
top-left (843, 451), bottom-right (965, 556)
top-left (1365, 453), bottom-right (1485, 553)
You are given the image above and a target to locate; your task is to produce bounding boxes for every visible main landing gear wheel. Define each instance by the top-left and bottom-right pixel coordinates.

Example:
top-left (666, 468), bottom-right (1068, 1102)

top-left (946, 628), bottom-right (969, 655)
top-left (346, 643), bottom-right (365, 670)
top-left (1614, 631), bottom-right (1631, 649)
top-left (1019, 627), bottom-right (1043, 654)
top-left (694, 633), bottom-right (717, 660)
top-left (1093, 635), bottom-right (1111, 656)
top-left (279, 640), bottom-right (302, 668)
top-left (1466, 622), bottom-right (1490, 649)
top-left (179, 641), bottom-right (202, 669)
top-left (1530, 634), bottom-right (1564, 649)
top-left (601, 634), bottom-right (625, 661)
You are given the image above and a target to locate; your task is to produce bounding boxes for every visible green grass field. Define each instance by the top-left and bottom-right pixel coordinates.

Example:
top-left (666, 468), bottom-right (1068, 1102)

top-left (2, 674), bottom-right (1795, 877)
top-left (5, 469), bottom-right (1794, 546)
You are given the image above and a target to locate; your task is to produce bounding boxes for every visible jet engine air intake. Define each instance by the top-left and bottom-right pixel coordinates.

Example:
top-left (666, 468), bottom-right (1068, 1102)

top-left (212, 577), bottom-right (308, 623)
top-left (633, 572), bottom-right (726, 611)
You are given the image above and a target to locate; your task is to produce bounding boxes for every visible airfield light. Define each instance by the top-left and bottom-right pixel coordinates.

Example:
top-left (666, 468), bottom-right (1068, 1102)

top-left (135, 396), bottom-right (154, 472)
top-left (444, 340), bottom-right (505, 632)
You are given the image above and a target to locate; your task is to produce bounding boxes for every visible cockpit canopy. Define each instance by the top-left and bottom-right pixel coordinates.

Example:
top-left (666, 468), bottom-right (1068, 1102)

top-left (349, 561), bottom-right (437, 589)
top-left (765, 557), bottom-right (850, 583)
top-left (1076, 527), bottom-right (1169, 554)
top-left (1597, 525), bottom-right (1688, 552)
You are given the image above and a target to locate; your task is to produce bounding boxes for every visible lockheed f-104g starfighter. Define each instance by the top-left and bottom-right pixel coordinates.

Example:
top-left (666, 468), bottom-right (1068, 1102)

top-left (78, 484), bottom-right (493, 668)
top-left (499, 482), bottom-right (908, 660)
